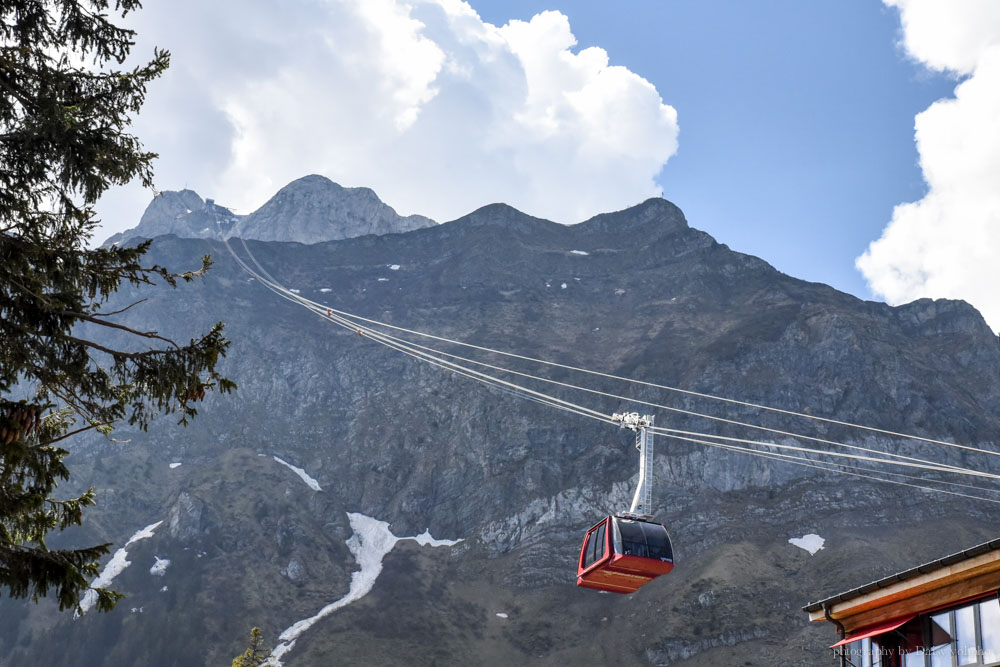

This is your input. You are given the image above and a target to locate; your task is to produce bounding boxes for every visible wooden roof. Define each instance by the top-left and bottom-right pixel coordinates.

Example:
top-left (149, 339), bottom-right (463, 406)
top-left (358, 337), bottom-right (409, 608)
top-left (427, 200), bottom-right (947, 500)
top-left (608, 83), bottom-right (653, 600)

top-left (803, 538), bottom-right (1000, 633)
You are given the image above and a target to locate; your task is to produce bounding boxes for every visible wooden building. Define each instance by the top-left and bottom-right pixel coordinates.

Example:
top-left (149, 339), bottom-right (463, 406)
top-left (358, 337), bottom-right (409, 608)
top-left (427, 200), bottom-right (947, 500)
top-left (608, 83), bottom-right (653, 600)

top-left (803, 538), bottom-right (1000, 666)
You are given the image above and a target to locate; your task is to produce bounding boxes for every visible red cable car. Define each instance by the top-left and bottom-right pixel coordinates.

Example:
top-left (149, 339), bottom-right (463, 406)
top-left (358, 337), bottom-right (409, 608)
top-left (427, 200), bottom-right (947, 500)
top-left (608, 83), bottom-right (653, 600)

top-left (577, 412), bottom-right (674, 594)
top-left (577, 514), bottom-right (674, 594)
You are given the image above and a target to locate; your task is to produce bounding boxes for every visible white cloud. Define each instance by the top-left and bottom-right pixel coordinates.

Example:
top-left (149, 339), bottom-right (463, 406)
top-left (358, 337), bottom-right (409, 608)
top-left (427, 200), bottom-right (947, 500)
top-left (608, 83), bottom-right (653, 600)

top-left (882, 0), bottom-right (1000, 74)
top-left (95, 0), bottom-right (678, 239)
top-left (858, 2), bottom-right (1000, 330)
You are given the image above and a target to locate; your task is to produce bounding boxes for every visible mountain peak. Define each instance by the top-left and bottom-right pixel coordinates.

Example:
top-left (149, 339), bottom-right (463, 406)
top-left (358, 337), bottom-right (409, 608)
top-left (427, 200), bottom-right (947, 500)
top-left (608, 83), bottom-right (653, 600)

top-left (576, 197), bottom-right (689, 235)
top-left (288, 173), bottom-right (336, 187)
top-left (102, 189), bottom-right (237, 246)
top-left (230, 178), bottom-right (435, 243)
top-left (441, 203), bottom-right (562, 239)
top-left (102, 177), bottom-right (436, 247)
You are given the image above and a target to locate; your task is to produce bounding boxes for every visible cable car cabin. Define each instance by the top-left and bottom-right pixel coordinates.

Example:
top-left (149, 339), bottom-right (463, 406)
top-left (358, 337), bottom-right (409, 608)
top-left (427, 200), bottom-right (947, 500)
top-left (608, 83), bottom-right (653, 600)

top-left (577, 515), bottom-right (674, 594)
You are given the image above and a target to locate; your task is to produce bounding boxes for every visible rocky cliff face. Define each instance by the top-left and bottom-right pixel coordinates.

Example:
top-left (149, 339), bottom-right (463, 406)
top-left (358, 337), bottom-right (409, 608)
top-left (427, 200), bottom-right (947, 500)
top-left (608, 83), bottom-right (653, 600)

top-left (6, 198), bottom-right (1000, 666)
top-left (232, 174), bottom-right (435, 243)
top-left (103, 175), bottom-right (435, 247)
top-left (102, 189), bottom-right (240, 246)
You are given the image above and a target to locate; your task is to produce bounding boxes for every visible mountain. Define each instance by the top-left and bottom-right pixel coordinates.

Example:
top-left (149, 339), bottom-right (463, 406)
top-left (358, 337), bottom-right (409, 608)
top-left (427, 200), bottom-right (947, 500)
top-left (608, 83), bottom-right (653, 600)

top-left (232, 175), bottom-right (435, 243)
top-left (5, 196), bottom-right (999, 666)
top-left (102, 175), bottom-right (435, 247)
top-left (102, 189), bottom-right (241, 247)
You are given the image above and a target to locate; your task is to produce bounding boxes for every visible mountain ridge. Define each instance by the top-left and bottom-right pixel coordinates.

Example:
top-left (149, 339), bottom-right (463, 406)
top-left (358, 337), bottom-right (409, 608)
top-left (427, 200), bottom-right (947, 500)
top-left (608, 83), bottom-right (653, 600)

top-left (232, 174), bottom-right (435, 243)
top-left (102, 174), bottom-right (436, 247)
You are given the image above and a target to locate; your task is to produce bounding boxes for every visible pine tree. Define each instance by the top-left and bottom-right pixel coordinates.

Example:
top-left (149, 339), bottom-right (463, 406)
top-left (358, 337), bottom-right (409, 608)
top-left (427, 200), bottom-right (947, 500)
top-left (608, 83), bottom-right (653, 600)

top-left (232, 627), bottom-right (272, 667)
top-left (1, 0), bottom-right (234, 612)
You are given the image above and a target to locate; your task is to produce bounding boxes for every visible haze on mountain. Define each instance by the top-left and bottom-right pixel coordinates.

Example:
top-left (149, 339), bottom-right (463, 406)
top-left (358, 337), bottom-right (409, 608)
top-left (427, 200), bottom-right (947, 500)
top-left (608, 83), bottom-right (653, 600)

top-left (102, 174), bottom-right (436, 247)
top-left (7, 179), bottom-right (998, 666)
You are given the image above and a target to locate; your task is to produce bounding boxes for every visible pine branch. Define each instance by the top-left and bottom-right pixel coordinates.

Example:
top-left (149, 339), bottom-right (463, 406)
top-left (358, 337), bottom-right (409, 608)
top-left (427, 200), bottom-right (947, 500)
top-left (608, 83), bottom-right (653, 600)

top-left (62, 311), bottom-right (181, 349)
top-left (89, 297), bottom-right (147, 317)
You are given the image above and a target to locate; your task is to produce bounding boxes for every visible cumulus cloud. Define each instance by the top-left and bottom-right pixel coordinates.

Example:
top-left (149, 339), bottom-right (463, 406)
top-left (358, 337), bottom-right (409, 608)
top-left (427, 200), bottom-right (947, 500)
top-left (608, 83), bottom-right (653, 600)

top-left (95, 0), bottom-right (678, 238)
top-left (858, 1), bottom-right (1000, 329)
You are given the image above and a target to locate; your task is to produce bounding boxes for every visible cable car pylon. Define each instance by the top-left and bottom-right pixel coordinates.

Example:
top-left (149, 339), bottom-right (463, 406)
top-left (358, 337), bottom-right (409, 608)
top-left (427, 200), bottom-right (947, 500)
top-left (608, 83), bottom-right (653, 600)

top-left (614, 412), bottom-right (655, 518)
top-left (577, 413), bottom-right (675, 594)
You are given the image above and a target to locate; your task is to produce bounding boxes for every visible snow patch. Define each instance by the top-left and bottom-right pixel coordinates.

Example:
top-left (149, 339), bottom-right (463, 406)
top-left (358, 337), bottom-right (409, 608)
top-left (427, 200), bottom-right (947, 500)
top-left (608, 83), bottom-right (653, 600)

top-left (265, 513), bottom-right (462, 666)
top-left (789, 534), bottom-right (825, 556)
top-left (150, 557), bottom-right (171, 576)
top-left (495, 612), bottom-right (509, 619)
top-left (319, 288), bottom-right (332, 293)
top-left (77, 520), bottom-right (164, 615)
top-left (273, 456), bottom-right (322, 491)
top-left (169, 462), bottom-right (182, 469)
top-left (126, 522), bottom-right (163, 545)
top-left (560, 283), bottom-right (567, 289)
top-left (388, 264), bottom-right (400, 270)
top-left (409, 529), bottom-right (462, 547)
top-left (160, 586), bottom-right (168, 592)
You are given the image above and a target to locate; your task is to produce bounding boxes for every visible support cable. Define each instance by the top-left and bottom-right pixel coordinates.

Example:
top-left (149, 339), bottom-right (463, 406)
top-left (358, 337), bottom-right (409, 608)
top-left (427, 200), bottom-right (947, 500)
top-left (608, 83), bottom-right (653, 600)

top-left (229, 236), bottom-right (997, 461)
top-left (222, 238), bottom-right (1000, 501)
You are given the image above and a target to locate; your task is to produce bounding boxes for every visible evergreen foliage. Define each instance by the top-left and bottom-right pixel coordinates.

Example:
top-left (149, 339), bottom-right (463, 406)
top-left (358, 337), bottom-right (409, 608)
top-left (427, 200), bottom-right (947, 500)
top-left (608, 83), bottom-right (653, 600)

top-left (1, 0), bottom-right (234, 612)
top-left (232, 627), bottom-right (272, 667)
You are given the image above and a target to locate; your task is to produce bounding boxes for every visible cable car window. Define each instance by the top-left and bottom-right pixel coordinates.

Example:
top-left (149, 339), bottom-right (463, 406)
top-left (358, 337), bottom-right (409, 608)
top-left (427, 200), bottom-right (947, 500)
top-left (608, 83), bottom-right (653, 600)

top-left (594, 522), bottom-right (606, 561)
top-left (641, 523), bottom-right (672, 561)
top-left (618, 521), bottom-right (649, 558)
top-left (594, 527), bottom-right (600, 563)
top-left (582, 532), bottom-right (597, 569)
top-left (582, 521), bottom-right (608, 570)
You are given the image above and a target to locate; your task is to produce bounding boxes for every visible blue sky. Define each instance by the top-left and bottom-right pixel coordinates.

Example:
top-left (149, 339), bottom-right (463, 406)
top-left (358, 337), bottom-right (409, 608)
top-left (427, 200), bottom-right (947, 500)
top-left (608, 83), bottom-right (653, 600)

top-left (101, 0), bottom-right (1000, 328)
top-left (475, 0), bottom-right (954, 298)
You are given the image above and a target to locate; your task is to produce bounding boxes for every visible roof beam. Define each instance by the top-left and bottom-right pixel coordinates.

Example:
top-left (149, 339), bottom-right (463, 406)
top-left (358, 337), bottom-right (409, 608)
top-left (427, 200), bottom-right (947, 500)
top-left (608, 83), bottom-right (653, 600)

top-left (808, 548), bottom-right (1000, 632)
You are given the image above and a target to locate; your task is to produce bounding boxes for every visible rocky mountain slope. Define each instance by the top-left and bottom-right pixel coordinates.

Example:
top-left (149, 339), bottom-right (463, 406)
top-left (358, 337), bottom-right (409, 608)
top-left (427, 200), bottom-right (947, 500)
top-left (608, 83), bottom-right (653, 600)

top-left (101, 189), bottom-right (240, 246)
top-left (233, 175), bottom-right (435, 243)
top-left (3, 197), bottom-right (999, 666)
top-left (102, 175), bottom-right (435, 247)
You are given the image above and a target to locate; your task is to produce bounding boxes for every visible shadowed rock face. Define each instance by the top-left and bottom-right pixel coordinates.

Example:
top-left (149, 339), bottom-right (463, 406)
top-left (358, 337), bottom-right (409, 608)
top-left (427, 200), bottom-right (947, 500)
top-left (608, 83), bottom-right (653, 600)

top-left (12, 197), bottom-right (1000, 666)
top-left (102, 175), bottom-right (435, 247)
